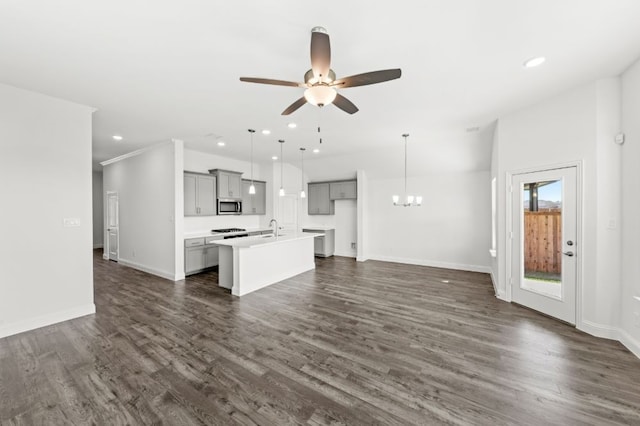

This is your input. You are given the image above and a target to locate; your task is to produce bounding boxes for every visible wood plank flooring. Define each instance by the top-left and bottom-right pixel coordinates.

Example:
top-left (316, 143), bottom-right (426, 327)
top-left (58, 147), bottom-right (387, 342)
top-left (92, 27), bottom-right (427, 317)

top-left (1, 250), bottom-right (640, 425)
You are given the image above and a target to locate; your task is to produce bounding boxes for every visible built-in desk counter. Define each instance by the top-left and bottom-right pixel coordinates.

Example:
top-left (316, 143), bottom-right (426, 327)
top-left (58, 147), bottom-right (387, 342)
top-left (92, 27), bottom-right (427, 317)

top-left (213, 232), bottom-right (316, 296)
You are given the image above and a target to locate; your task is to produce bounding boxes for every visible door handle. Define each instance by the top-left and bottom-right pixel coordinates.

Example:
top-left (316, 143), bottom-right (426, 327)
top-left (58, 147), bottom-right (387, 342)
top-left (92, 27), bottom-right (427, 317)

top-left (563, 251), bottom-right (574, 257)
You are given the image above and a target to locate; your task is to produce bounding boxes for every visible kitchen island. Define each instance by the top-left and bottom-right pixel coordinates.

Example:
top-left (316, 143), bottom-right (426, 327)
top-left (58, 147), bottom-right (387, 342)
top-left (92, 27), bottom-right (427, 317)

top-left (213, 232), bottom-right (317, 296)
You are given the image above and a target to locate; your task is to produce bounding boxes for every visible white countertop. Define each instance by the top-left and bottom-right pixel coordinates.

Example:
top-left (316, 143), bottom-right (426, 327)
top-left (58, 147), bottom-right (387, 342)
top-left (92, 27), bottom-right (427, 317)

top-left (301, 225), bottom-right (335, 231)
top-left (184, 227), bottom-right (272, 239)
top-left (212, 232), bottom-right (316, 248)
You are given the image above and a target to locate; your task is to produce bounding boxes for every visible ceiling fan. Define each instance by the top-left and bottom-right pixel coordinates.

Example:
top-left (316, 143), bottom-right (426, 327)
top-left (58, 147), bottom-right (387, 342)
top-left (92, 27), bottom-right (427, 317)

top-left (240, 26), bottom-right (401, 115)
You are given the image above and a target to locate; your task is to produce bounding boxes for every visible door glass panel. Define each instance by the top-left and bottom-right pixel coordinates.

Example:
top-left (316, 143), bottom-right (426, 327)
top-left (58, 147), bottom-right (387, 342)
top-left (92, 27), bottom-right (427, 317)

top-left (521, 179), bottom-right (562, 299)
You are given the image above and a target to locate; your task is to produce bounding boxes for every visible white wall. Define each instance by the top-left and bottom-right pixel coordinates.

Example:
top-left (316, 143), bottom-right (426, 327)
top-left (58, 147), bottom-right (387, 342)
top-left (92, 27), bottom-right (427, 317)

top-left (183, 149), bottom-right (270, 232)
top-left (102, 141), bottom-right (182, 280)
top-left (492, 78), bottom-right (632, 351)
top-left (366, 171), bottom-right (491, 272)
top-left (0, 83), bottom-right (95, 338)
top-left (620, 58), bottom-right (640, 356)
top-left (333, 200), bottom-right (357, 257)
top-left (92, 171), bottom-right (104, 248)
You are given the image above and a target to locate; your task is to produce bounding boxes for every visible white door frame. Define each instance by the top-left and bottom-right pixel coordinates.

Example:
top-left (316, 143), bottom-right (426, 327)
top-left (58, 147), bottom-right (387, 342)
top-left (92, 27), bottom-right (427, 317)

top-left (505, 161), bottom-right (583, 326)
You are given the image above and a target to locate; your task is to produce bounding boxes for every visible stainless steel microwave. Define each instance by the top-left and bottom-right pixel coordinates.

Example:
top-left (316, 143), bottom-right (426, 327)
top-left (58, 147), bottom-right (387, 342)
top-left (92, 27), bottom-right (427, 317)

top-left (217, 199), bottom-right (242, 215)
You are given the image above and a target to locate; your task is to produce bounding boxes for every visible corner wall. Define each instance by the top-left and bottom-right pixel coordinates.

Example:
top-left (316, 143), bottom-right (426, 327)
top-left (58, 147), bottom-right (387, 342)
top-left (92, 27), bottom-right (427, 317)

top-left (620, 58), bottom-right (640, 357)
top-left (92, 171), bottom-right (104, 248)
top-left (492, 78), bottom-right (631, 352)
top-left (102, 141), bottom-right (182, 280)
top-left (366, 171), bottom-right (491, 272)
top-left (0, 83), bottom-right (95, 338)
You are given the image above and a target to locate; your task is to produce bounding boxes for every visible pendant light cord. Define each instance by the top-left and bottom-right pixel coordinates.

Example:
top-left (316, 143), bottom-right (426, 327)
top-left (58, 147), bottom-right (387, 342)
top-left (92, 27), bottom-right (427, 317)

top-left (318, 108), bottom-right (322, 144)
top-left (404, 135), bottom-right (407, 198)
top-left (280, 140), bottom-right (284, 188)
top-left (300, 147), bottom-right (306, 195)
top-left (248, 129), bottom-right (256, 186)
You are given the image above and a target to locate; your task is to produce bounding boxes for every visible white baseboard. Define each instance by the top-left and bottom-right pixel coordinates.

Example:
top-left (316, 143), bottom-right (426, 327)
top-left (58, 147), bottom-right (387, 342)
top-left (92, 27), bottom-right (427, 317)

top-left (579, 319), bottom-right (620, 340)
top-left (496, 291), bottom-right (509, 302)
top-left (118, 258), bottom-right (178, 281)
top-left (578, 320), bottom-right (640, 360)
top-left (490, 270), bottom-right (498, 296)
top-left (619, 328), bottom-right (640, 359)
top-left (0, 303), bottom-right (95, 339)
top-left (334, 250), bottom-right (356, 258)
top-left (93, 244), bottom-right (104, 249)
top-left (368, 254), bottom-right (491, 274)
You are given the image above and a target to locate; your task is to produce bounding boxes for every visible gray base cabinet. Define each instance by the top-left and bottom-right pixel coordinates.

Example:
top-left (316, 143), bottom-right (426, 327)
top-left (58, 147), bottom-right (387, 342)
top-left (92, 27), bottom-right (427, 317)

top-left (302, 228), bottom-right (335, 257)
top-left (184, 236), bottom-right (223, 275)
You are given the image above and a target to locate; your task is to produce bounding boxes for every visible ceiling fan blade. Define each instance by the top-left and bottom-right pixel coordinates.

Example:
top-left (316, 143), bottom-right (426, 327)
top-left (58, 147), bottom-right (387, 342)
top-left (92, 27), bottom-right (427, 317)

top-left (240, 77), bottom-right (304, 88)
top-left (281, 97), bottom-right (308, 115)
top-left (332, 69), bottom-right (402, 88)
top-left (333, 93), bottom-right (359, 114)
top-left (310, 27), bottom-right (331, 80)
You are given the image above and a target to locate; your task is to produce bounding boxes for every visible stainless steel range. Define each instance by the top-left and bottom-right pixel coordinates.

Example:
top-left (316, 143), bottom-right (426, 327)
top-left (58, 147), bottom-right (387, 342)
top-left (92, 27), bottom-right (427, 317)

top-left (211, 228), bottom-right (249, 239)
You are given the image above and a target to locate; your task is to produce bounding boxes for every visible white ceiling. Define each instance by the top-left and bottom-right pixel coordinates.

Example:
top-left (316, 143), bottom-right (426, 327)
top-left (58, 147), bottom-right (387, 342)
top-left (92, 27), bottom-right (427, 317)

top-left (2, 1), bottom-right (640, 177)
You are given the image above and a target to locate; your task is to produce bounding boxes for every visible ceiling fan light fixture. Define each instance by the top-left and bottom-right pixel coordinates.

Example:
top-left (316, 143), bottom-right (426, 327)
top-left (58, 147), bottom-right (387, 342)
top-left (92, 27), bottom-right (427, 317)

top-left (304, 85), bottom-right (337, 106)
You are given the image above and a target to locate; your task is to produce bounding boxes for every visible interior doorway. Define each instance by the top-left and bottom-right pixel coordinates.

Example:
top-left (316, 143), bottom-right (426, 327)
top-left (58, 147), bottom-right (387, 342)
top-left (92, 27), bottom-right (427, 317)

top-left (278, 194), bottom-right (298, 233)
top-left (511, 166), bottom-right (578, 324)
top-left (106, 191), bottom-right (119, 262)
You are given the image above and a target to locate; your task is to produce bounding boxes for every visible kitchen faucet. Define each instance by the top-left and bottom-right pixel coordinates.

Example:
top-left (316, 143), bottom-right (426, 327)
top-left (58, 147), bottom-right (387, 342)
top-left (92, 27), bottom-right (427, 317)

top-left (269, 219), bottom-right (279, 237)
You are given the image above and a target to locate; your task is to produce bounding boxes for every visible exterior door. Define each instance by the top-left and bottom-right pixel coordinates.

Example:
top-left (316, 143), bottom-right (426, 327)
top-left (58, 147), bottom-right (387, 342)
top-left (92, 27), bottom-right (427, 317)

top-left (511, 167), bottom-right (577, 324)
top-left (106, 191), bottom-right (119, 262)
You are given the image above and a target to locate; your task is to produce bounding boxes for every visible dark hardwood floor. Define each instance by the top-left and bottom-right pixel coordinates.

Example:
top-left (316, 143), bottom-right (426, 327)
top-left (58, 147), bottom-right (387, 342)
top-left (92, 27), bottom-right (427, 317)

top-left (1, 250), bottom-right (640, 425)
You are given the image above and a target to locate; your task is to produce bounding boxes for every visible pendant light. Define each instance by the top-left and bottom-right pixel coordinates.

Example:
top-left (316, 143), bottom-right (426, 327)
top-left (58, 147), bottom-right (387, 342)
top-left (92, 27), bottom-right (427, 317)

top-left (278, 139), bottom-right (285, 196)
top-left (248, 129), bottom-right (256, 194)
top-left (393, 133), bottom-right (422, 207)
top-left (300, 147), bottom-right (306, 199)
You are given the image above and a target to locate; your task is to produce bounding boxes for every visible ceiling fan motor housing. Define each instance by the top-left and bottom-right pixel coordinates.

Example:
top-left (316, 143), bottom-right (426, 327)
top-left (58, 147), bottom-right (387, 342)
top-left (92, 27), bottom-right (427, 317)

top-left (305, 69), bottom-right (336, 85)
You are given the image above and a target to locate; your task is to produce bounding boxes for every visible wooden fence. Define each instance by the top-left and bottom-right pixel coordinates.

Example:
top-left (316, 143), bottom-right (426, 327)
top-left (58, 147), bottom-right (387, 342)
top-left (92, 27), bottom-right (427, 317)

top-left (524, 211), bottom-right (561, 274)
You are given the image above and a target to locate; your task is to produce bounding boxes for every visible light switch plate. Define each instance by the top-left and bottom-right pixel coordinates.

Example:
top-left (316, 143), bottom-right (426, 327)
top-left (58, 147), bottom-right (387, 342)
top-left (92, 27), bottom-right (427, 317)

top-left (63, 218), bottom-right (81, 227)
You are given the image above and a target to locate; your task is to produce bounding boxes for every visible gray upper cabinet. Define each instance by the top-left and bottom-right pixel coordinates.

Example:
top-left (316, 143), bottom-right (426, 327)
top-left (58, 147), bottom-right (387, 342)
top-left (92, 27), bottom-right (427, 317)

top-left (308, 182), bottom-right (333, 215)
top-left (210, 169), bottom-right (242, 199)
top-left (242, 179), bottom-right (266, 215)
top-left (184, 172), bottom-right (216, 216)
top-left (329, 180), bottom-right (357, 200)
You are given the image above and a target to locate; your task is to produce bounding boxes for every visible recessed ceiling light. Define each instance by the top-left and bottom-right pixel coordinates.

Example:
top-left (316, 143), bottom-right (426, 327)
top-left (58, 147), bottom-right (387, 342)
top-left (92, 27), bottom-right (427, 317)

top-left (112, 135), bottom-right (123, 141)
top-left (272, 156), bottom-right (278, 160)
top-left (523, 56), bottom-right (546, 68)
top-left (313, 148), bottom-right (320, 153)
top-left (288, 123), bottom-right (297, 129)
top-left (217, 141), bottom-right (225, 147)
top-left (262, 129), bottom-right (271, 135)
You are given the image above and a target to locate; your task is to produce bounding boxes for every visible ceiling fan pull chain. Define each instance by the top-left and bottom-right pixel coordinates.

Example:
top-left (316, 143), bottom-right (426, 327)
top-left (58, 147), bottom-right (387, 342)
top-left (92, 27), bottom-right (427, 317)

top-left (318, 108), bottom-right (323, 144)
